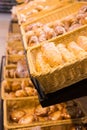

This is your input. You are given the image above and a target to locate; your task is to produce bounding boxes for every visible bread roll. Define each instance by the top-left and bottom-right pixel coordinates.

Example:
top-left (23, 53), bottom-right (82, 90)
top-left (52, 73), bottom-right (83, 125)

top-left (67, 41), bottom-right (86, 58)
top-left (35, 51), bottom-right (50, 73)
top-left (77, 36), bottom-right (87, 51)
top-left (57, 43), bottom-right (75, 62)
top-left (41, 42), bottom-right (63, 67)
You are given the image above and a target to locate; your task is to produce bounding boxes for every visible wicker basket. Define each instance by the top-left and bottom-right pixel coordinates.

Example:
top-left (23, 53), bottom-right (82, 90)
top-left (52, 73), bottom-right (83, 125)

top-left (6, 33), bottom-right (23, 51)
top-left (4, 124), bottom-right (86, 130)
top-left (16, 0), bottom-right (60, 14)
top-left (17, 0), bottom-right (76, 25)
top-left (6, 47), bottom-right (24, 56)
top-left (1, 78), bottom-right (38, 100)
top-left (6, 55), bottom-right (25, 66)
top-left (21, 2), bottom-right (87, 34)
top-left (27, 25), bottom-right (87, 94)
top-left (4, 66), bottom-right (29, 79)
top-left (21, 2), bottom-right (87, 50)
top-left (4, 99), bottom-right (86, 129)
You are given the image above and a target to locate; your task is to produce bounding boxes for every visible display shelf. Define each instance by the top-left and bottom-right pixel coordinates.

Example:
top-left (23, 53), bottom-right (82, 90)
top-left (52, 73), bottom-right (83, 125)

top-left (22, 42), bottom-right (87, 107)
top-left (30, 75), bottom-right (87, 107)
top-left (0, 55), bottom-right (87, 130)
top-left (19, 26), bottom-right (87, 107)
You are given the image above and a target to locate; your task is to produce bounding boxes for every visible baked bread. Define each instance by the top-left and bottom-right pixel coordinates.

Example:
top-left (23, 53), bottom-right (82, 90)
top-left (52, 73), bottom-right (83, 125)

top-left (67, 41), bottom-right (86, 58)
top-left (41, 42), bottom-right (63, 67)
top-left (57, 43), bottom-right (75, 62)
top-left (35, 51), bottom-right (50, 73)
top-left (77, 36), bottom-right (87, 51)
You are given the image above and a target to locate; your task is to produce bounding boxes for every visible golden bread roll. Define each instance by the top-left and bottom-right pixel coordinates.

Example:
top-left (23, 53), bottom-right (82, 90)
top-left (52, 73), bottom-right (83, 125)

top-left (24, 87), bottom-right (37, 96)
top-left (49, 111), bottom-right (62, 121)
top-left (77, 36), bottom-right (87, 51)
top-left (18, 114), bottom-right (34, 124)
top-left (2, 80), bottom-right (11, 92)
top-left (41, 42), bottom-right (63, 67)
top-left (43, 25), bottom-right (56, 40)
top-left (15, 90), bottom-right (27, 97)
top-left (57, 43), bottom-right (76, 62)
top-left (10, 110), bottom-right (25, 122)
top-left (35, 51), bottom-right (50, 73)
top-left (35, 105), bottom-right (49, 116)
top-left (5, 92), bottom-right (16, 98)
top-left (67, 41), bottom-right (86, 58)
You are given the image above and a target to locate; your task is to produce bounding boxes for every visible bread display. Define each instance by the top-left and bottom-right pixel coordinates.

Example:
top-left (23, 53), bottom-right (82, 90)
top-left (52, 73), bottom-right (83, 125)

top-left (5, 100), bottom-right (84, 127)
top-left (18, 5), bottom-right (51, 24)
top-left (2, 1), bottom-right (87, 130)
top-left (7, 48), bottom-right (24, 55)
top-left (33, 36), bottom-right (87, 73)
top-left (16, 0), bottom-right (48, 12)
top-left (17, 0), bottom-right (75, 25)
top-left (27, 25), bottom-right (87, 93)
top-left (5, 59), bottom-right (29, 78)
top-left (2, 79), bottom-right (37, 99)
top-left (6, 55), bottom-right (25, 65)
top-left (7, 33), bottom-right (24, 55)
top-left (22, 4), bottom-right (87, 49)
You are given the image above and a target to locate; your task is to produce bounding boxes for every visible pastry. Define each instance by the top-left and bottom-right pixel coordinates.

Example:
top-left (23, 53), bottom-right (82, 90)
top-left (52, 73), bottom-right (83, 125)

top-left (67, 41), bottom-right (86, 58)
top-left (35, 51), bottom-right (50, 73)
top-left (57, 43), bottom-right (76, 62)
top-left (10, 110), bottom-right (25, 122)
top-left (15, 89), bottom-right (27, 97)
top-left (18, 114), bottom-right (34, 124)
top-left (41, 42), bottom-right (63, 67)
top-left (49, 111), bottom-right (62, 121)
top-left (77, 36), bottom-right (87, 51)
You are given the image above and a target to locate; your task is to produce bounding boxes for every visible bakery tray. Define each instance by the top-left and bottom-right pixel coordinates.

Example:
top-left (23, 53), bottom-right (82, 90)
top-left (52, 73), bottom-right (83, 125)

top-left (21, 2), bottom-right (87, 50)
top-left (6, 55), bottom-right (25, 66)
top-left (3, 98), bottom-right (87, 129)
top-left (1, 78), bottom-right (38, 100)
top-left (17, 0), bottom-right (76, 25)
top-left (21, 1), bottom-right (87, 35)
top-left (25, 50), bottom-right (87, 107)
top-left (3, 125), bottom-right (87, 130)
